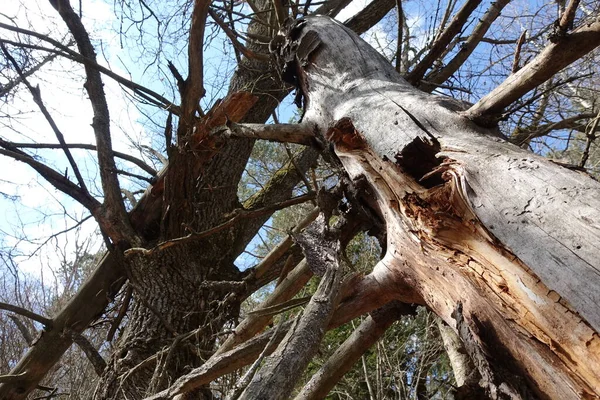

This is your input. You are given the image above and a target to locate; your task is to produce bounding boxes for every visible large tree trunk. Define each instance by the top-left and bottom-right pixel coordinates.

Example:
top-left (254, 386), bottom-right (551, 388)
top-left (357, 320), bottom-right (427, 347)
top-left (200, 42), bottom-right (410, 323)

top-left (276, 16), bottom-right (600, 399)
top-left (93, 4), bottom-right (307, 396)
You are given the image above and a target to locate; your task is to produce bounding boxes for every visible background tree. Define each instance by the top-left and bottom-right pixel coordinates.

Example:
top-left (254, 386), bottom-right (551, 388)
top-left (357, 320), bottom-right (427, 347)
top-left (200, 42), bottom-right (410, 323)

top-left (0, 0), bottom-right (599, 399)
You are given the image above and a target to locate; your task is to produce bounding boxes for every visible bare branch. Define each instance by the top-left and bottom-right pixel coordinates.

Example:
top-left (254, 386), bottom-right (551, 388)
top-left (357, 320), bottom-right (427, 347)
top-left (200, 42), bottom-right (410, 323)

top-left (49, 0), bottom-right (138, 245)
top-left (2, 43), bottom-right (89, 193)
top-left (0, 373), bottom-right (27, 384)
top-left (512, 30), bottom-right (527, 73)
top-left (125, 193), bottom-right (316, 258)
top-left (580, 110), bottom-right (600, 168)
top-left (212, 122), bottom-right (318, 145)
top-left (510, 113), bottom-right (596, 146)
top-left (0, 22), bottom-right (179, 113)
top-left (0, 143), bottom-right (100, 211)
top-left (106, 284), bottom-right (132, 341)
top-left (295, 302), bottom-right (414, 400)
top-left (238, 214), bottom-right (346, 399)
top-left (178, 0), bottom-right (211, 138)
top-left (395, 0), bottom-right (403, 73)
top-left (421, 0), bottom-right (511, 91)
top-left (0, 302), bottom-right (53, 327)
top-left (8, 315), bottom-right (35, 345)
top-left (464, 19), bottom-right (600, 125)
top-left (208, 9), bottom-right (271, 62)
top-left (8, 142), bottom-right (157, 177)
top-left (343, 0), bottom-right (396, 36)
top-left (144, 320), bottom-right (295, 400)
top-left (272, 0), bottom-right (288, 27)
top-left (406, 0), bottom-right (482, 86)
top-left (0, 51), bottom-right (58, 98)
top-left (63, 329), bottom-right (107, 376)
top-left (557, 0), bottom-right (580, 38)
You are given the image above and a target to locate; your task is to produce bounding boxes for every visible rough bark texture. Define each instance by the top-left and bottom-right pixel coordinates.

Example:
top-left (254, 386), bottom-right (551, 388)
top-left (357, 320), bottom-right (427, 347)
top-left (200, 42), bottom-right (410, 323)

top-left (238, 213), bottom-right (347, 400)
top-left (275, 16), bottom-right (600, 399)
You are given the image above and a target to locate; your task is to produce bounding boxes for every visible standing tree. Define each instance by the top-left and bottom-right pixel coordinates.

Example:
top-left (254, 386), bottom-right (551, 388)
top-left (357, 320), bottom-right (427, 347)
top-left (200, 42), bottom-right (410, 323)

top-left (1, 0), bottom-right (599, 399)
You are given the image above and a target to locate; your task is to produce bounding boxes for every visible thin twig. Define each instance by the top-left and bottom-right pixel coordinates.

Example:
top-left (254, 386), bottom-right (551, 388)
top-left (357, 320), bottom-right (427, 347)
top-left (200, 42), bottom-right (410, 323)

top-left (1, 43), bottom-right (89, 193)
top-left (208, 9), bottom-right (271, 61)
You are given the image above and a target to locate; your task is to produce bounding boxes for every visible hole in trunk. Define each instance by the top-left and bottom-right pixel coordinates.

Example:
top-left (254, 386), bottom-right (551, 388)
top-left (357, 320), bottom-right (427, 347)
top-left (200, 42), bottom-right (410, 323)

top-left (394, 136), bottom-right (446, 188)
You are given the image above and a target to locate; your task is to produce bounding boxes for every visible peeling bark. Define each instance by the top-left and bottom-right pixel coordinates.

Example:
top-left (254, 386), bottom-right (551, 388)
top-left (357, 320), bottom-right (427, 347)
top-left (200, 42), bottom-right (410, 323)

top-left (273, 16), bottom-right (600, 399)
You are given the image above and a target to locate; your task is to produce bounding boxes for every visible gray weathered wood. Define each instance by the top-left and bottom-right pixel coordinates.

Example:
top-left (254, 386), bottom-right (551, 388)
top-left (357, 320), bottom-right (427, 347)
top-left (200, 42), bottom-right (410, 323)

top-left (276, 15), bottom-right (600, 398)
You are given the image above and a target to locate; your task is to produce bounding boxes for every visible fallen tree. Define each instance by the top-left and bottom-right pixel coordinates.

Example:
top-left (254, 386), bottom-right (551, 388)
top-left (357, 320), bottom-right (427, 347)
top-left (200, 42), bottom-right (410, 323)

top-left (266, 16), bottom-right (600, 399)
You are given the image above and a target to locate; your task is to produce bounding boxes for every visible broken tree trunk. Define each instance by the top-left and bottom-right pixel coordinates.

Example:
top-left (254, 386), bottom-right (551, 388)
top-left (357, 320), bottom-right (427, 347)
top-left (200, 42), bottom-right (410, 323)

top-left (274, 16), bottom-right (600, 399)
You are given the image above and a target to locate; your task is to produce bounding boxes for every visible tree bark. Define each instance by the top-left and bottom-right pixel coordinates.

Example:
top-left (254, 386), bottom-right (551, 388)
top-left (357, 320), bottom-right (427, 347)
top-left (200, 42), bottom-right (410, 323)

top-left (274, 15), bottom-right (600, 399)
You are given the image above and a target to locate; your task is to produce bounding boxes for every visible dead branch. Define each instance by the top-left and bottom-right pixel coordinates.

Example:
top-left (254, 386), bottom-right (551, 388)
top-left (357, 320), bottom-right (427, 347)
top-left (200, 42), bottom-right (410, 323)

top-left (0, 302), bottom-right (53, 327)
top-left (395, 0), bottom-right (403, 73)
top-left (406, 0), bottom-right (482, 85)
top-left (106, 284), bottom-right (133, 341)
top-left (224, 317), bottom-right (286, 400)
top-left (144, 320), bottom-right (295, 400)
top-left (421, 0), bottom-right (511, 92)
top-left (125, 193), bottom-right (316, 258)
top-left (63, 329), bottom-right (107, 376)
top-left (212, 122), bottom-right (318, 145)
top-left (8, 315), bottom-right (35, 345)
top-left (7, 142), bottom-right (157, 177)
top-left (511, 30), bottom-right (528, 73)
top-left (464, 19), bottom-right (600, 125)
top-left (295, 302), bottom-right (414, 400)
top-left (237, 213), bottom-right (346, 399)
top-left (0, 373), bottom-right (27, 384)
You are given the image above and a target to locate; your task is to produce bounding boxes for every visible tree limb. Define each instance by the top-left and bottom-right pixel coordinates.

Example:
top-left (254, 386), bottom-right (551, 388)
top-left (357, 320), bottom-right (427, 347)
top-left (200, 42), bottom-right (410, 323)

top-left (0, 50), bottom-right (58, 98)
top-left (343, 0), bottom-right (396, 36)
top-left (208, 9), bottom-right (271, 62)
top-left (421, 0), bottom-right (511, 92)
top-left (0, 302), bottom-right (53, 328)
top-left (295, 302), bottom-right (414, 400)
top-left (511, 30), bottom-right (528, 73)
top-left (125, 193), bottom-right (316, 258)
top-left (212, 122), bottom-right (318, 145)
top-left (178, 0), bottom-right (211, 139)
top-left (0, 144), bottom-right (100, 212)
top-left (49, 0), bottom-right (139, 245)
top-left (2, 43), bottom-right (89, 193)
top-left (7, 142), bottom-right (157, 177)
top-left (63, 329), bottom-right (107, 376)
top-left (406, 0), bottom-right (482, 85)
top-left (464, 19), bottom-right (600, 125)
top-left (8, 315), bottom-right (35, 345)
top-left (238, 214), bottom-right (346, 400)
